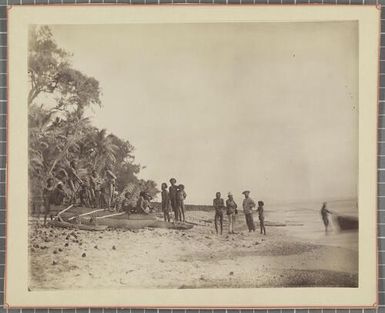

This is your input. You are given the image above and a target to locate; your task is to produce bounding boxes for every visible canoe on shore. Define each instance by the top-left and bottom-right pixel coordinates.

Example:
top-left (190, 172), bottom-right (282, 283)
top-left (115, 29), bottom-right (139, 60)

top-left (51, 205), bottom-right (193, 231)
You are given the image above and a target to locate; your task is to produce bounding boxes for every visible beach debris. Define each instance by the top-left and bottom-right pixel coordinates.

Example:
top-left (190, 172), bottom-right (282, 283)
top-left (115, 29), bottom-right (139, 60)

top-left (229, 271), bottom-right (234, 276)
top-left (64, 243), bottom-right (69, 247)
top-left (254, 241), bottom-right (260, 245)
top-left (82, 253), bottom-right (86, 257)
top-left (112, 245), bottom-right (116, 250)
top-left (94, 245), bottom-right (98, 249)
top-left (58, 248), bottom-right (63, 252)
top-left (159, 259), bottom-right (165, 263)
top-left (52, 260), bottom-right (58, 265)
top-left (53, 250), bottom-right (58, 254)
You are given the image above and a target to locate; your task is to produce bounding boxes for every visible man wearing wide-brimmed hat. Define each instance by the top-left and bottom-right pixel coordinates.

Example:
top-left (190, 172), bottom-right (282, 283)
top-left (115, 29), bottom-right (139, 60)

top-left (242, 190), bottom-right (256, 232)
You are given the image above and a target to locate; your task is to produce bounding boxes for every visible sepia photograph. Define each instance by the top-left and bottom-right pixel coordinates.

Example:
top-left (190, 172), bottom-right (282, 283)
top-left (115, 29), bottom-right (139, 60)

top-left (5, 6), bottom-right (378, 308)
top-left (27, 20), bottom-right (359, 290)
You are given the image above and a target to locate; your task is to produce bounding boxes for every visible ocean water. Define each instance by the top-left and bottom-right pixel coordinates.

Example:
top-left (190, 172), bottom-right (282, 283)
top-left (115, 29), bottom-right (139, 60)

top-left (265, 200), bottom-right (358, 250)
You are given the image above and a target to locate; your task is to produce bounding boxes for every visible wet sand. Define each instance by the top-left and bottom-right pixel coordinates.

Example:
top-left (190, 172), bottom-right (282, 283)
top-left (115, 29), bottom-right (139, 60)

top-left (29, 208), bottom-right (358, 290)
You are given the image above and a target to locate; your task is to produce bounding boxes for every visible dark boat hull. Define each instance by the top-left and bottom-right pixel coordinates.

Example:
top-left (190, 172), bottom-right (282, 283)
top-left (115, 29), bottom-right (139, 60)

top-left (335, 215), bottom-right (358, 231)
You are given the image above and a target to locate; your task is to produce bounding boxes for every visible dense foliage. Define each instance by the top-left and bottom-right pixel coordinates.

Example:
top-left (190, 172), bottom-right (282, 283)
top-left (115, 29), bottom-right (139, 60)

top-left (28, 25), bottom-right (159, 205)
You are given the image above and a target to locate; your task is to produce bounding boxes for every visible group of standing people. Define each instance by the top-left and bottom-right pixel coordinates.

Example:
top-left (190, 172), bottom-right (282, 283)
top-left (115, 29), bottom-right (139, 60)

top-left (213, 190), bottom-right (266, 235)
top-left (161, 178), bottom-right (187, 223)
top-left (67, 161), bottom-right (117, 211)
top-left (39, 161), bottom-right (119, 225)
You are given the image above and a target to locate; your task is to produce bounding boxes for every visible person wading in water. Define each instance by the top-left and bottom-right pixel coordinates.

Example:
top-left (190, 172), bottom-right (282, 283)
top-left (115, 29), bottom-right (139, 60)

top-left (321, 202), bottom-right (332, 233)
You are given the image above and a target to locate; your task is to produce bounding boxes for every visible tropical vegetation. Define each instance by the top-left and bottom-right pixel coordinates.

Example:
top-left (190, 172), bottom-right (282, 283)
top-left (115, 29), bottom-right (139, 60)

top-left (28, 25), bottom-right (159, 206)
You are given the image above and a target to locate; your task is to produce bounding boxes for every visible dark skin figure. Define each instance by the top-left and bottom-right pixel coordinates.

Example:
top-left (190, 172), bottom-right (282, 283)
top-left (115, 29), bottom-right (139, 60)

top-left (321, 202), bottom-right (332, 233)
top-left (213, 192), bottom-right (225, 235)
top-left (43, 178), bottom-right (54, 226)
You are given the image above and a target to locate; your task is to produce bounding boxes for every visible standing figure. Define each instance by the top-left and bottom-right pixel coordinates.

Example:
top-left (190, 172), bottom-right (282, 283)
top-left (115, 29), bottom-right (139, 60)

top-left (176, 184), bottom-right (187, 222)
top-left (169, 178), bottom-right (179, 221)
top-left (51, 182), bottom-right (67, 206)
top-left (226, 193), bottom-right (237, 234)
top-left (242, 190), bottom-right (256, 232)
top-left (321, 202), bottom-right (332, 232)
top-left (213, 192), bottom-right (225, 235)
top-left (42, 178), bottom-right (55, 226)
top-left (79, 178), bottom-right (91, 208)
top-left (161, 183), bottom-right (171, 222)
top-left (105, 169), bottom-right (116, 211)
top-left (257, 201), bottom-right (266, 235)
top-left (112, 191), bottom-right (120, 211)
top-left (68, 160), bottom-right (82, 204)
top-left (99, 180), bottom-right (108, 210)
top-left (89, 170), bottom-right (101, 208)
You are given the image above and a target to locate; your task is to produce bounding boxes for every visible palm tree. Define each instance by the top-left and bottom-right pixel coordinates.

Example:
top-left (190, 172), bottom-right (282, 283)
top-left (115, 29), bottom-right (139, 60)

top-left (88, 129), bottom-right (119, 173)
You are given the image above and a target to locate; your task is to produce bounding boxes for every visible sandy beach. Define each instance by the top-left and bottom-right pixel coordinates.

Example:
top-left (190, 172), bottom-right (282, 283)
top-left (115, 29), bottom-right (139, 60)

top-left (28, 202), bottom-right (358, 290)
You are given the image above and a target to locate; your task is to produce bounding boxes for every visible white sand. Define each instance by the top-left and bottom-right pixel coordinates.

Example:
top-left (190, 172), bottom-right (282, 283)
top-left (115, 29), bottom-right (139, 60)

top-left (29, 209), bottom-right (358, 290)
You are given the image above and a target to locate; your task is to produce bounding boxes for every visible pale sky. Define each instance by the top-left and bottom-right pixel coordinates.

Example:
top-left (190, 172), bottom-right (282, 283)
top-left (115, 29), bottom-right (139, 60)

top-left (49, 22), bottom-right (358, 205)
